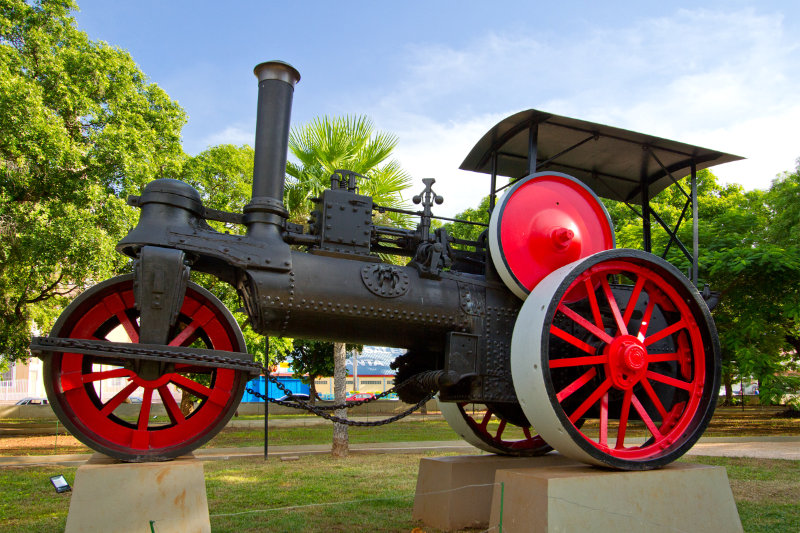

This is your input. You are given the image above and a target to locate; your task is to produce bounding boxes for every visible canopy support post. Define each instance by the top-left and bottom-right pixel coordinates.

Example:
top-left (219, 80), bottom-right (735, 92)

top-left (691, 161), bottom-right (699, 286)
top-left (528, 122), bottom-right (539, 175)
top-left (489, 151), bottom-right (498, 212)
top-left (640, 151), bottom-right (652, 253)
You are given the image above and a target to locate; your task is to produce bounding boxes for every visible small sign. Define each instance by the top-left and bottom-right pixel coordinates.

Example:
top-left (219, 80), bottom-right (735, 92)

top-left (50, 475), bottom-right (71, 493)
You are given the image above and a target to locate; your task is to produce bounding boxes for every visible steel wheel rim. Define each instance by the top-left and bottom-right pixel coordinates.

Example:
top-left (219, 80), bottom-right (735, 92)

top-left (440, 399), bottom-right (551, 456)
top-left (44, 275), bottom-right (246, 461)
top-left (512, 250), bottom-right (719, 469)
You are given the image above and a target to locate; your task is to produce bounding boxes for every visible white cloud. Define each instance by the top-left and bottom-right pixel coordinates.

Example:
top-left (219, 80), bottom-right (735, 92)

top-left (387, 112), bottom-right (508, 217)
top-left (192, 124), bottom-right (253, 154)
top-left (366, 7), bottom-right (799, 215)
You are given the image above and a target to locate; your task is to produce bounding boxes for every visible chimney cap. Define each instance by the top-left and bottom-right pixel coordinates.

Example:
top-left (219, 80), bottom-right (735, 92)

top-left (253, 61), bottom-right (301, 86)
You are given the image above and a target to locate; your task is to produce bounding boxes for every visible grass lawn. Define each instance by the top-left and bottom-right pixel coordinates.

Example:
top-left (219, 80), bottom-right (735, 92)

top-left (0, 417), bottom-right (464, 457)
top-left (0, 454), bottom-right (797, 532)
top-left (1, 405), bottom-right (798, 457)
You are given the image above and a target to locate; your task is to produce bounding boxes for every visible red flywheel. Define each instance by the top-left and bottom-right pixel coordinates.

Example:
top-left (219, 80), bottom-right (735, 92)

top-left (489, 172), bottom-right (615, 299)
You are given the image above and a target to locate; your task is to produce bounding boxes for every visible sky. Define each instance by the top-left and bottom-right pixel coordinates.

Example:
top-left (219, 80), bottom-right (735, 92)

top-left (72, 0), bottom-right (800, 217)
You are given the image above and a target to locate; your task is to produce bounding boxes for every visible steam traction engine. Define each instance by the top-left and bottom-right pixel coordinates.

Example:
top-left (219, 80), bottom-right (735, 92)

top-left (31, 62), bottom-right (741, 470)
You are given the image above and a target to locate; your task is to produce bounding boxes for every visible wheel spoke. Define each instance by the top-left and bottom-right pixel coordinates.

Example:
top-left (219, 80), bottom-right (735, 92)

top-left (171, 374), bottom-right (214, 399)
top-left (631, 393), bottom-right (663, 440)
top-left (568, 378), bottom-right (612, 423)
top-left (557, 304), bottom-right (614, 344)
top-left (138, 388), bottom-right (154, 430)
top-left (584, 278), bottom-right (604, 329)
top-left (647, 352), bottom-right (680, 363)
top-left (168, 306), bottom-right (215, 347)
top-left (102, 292), bottom-right (139, 342)
top-left (556, 367), bottom-right (598, 402)
top-left (615, 389), bottom-right (633, 449)
top-left (159, 385), bottom-right (185, 424)
top-left (600, 277), bottom-right (627, 335)
top-left (646, 370), bottom-right (693, 391)
top-left (99, 381), bottom-right (139, 416)
top-left (622, 277), bottom-right (645, 327)
top-left (168, 323), bottom-right (201, 347)
top-left (82, 368), bottom-right (133, 383)
top-left (641, 378), bottom-right (669, 420)
top-left (551, 326), bottom-right (598, 354)
top-left (599, 392), bottom-right (609, 447)
top-left (495, 419), bottom-right (507, 440)
top-left (115, 312), bottom-right (140, 343)
top-left (550, 355), bottom-right (607, 368)
top-left (637, 299), bottom-right (656, 340)
top-left (443, 403), bottom-right (550, 456)
top-left (644, 319), bottom-right (687, 347)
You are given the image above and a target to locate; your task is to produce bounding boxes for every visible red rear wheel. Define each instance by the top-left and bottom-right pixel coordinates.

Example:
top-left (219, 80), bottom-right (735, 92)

top-left (43, 274), bottom-right (247, 462)
top-left (511, 250), bottom-right (720, 469)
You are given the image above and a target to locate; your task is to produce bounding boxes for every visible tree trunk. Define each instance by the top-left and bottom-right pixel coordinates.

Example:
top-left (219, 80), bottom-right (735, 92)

top-left (180, 389), bottom-right (194, 417)
top-left (309, 379), bottom-right (317, 405)
top-left (331, 342), bottom-right (349, 457)
top-left (723, 371), bottom-right (733, 406)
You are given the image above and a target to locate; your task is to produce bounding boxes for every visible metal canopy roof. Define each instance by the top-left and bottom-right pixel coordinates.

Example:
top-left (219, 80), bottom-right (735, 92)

top-left (460, 109), bottom-right (743, 204)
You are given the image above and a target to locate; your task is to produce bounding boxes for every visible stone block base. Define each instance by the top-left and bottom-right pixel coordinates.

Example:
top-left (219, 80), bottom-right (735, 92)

top-left (412, 454), bottom-right (572, 531)
top-left (488, 461), bottom-right (743, 533)
top-left (65, 453), bottom-right (210, 533)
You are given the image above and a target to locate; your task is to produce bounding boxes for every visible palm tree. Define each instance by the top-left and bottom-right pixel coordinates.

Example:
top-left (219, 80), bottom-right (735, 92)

top-left (284, 115), bottom-right (412, 457)
top-left (285, 115), bottom-right (412, 227)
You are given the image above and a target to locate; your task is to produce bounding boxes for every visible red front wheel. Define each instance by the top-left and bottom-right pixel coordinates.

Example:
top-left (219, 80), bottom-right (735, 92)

top-left (511, 250), bottom-right (720, 470)
top-left (43, 274), bottom-right (247, 462)
top-left (440, 400), bottom-right (551, 456)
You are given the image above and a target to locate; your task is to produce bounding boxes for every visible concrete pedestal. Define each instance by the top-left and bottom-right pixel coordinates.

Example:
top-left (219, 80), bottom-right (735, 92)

top-left (412, 454), bottom-right (573, 531)
top-left (65, 453), bottom-right (210, 533)
top-left (488, 461), bottom-right (743, 533)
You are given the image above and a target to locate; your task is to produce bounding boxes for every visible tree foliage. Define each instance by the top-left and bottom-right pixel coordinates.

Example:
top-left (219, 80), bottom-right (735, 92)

top-left (0, 0), bottom-right (185, 367)
top-left (443, 195), bottom-right (490, 245)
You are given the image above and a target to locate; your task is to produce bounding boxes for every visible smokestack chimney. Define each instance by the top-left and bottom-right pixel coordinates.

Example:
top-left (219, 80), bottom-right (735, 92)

top-left (244, 61), bottom-right (300, 238)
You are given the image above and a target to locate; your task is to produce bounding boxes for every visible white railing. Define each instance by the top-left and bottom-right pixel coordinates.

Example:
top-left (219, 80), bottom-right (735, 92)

top-left (0, 379), bottom-right (29, 403)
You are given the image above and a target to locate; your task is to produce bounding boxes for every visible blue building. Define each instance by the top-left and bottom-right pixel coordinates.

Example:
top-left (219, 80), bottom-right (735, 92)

top-left (240, 346), bottom-right (403, 402)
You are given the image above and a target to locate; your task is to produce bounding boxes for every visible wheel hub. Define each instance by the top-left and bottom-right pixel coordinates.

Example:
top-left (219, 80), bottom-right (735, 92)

top-left (131, 361), bottom-right (173, 387)
top-left (606, 335), bottom-right (648, 389)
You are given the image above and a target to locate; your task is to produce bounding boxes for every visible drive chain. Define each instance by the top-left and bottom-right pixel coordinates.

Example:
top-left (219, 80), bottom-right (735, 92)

top-left (36, 336), bottom-right (441, 427)
top-left (247, 386), bottom-right (436, 427)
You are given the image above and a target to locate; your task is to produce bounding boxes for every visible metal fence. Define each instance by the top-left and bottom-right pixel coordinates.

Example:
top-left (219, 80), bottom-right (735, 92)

top-left (0, 380), bottom-right (29, 403)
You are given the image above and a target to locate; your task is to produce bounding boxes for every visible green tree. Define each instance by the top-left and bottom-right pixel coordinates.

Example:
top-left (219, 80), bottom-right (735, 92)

top-left (285, 115), bottom-right (412, 227)
top-left (285, 115), bottom-right (412, 457)
top-left (283, 340), bottom-right (334, 403)
top-left (443, 195), bottom-right (490, 246)
top-left (765, 159), bottom-right (800, 247)
top-left (0, 0), bottom-right (185, 369)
